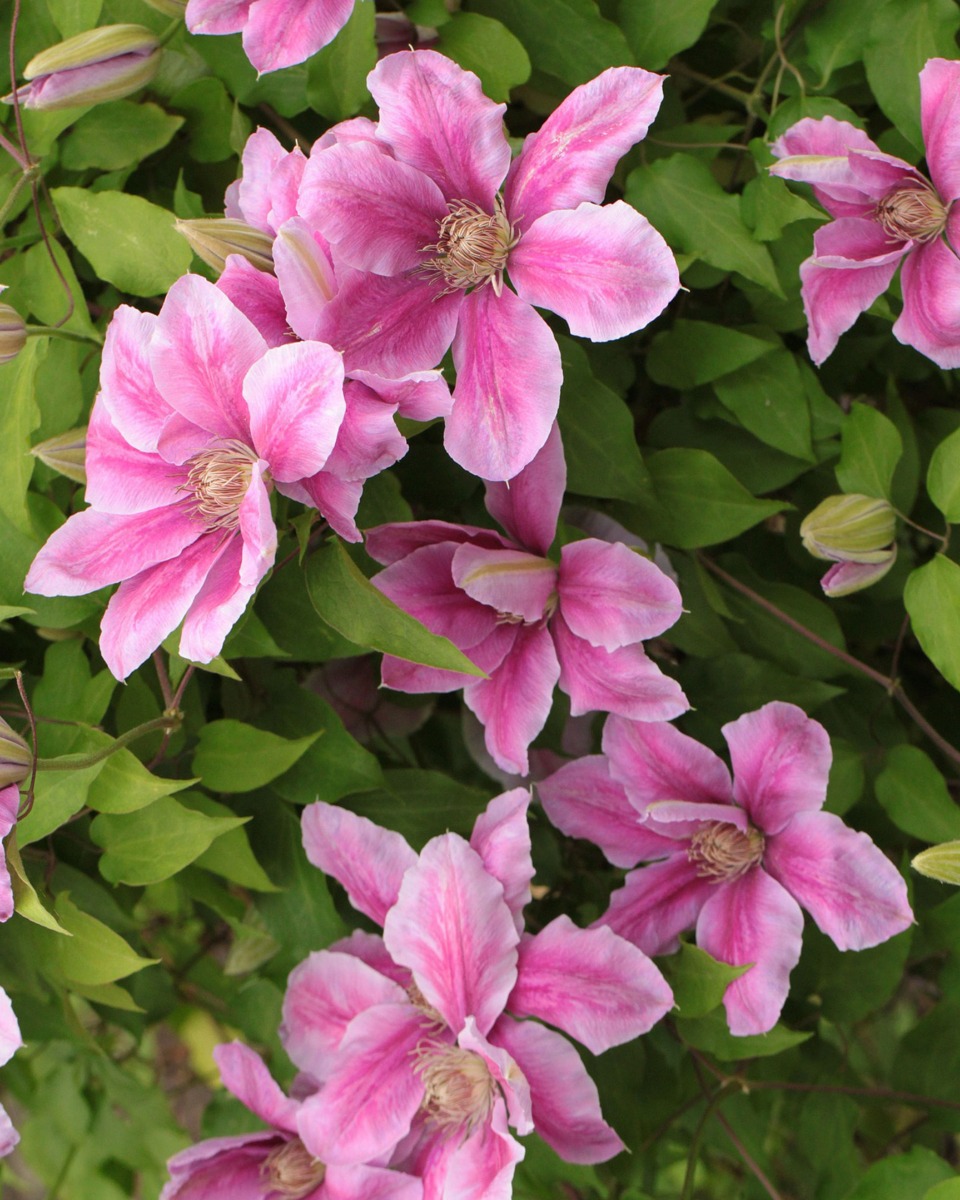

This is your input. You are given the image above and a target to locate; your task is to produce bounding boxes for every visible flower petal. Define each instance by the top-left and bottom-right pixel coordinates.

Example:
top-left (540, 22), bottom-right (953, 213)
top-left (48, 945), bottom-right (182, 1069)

top-left (723, 702), bottom-right (832, 835)
top-left (696, 868), bottom-right (804, 1036)
top-left (324, 1164), bottom-right (425, 1200)
top-left (0, 987), bottom-right (22, 1068)
top-left (799, 252), bottom-right (901, 365)
top-left (764, 811), bottom-right (913, 950)
top-left (177, 537), bottom-right (256, 666)
top-left (409, 1100), bottom-right (523, 1200)
top-left (213, 1041), bottom-right (299, 1132)
top-left (98, 306), bottom-right (171, 452)
top-left (301, 800), bottom-right (417, 926)
top-left (384, 833), bottom-right (519, 1036)
top-left (185, 0), bottom-right (249, 36)
top-left (274, 217), bottom-right (338, 342)
top-left (894, 216), bottom-right (960, 369)
top-left (217, 255), bottom-right (291, 349)
top-left (160, 1132), bottom-right (282, 1200)
top-left (448, 287), bottom-right (561, 482)
top-left (469, 787), bottom-right (534, 933)
top-left (511, 202), bottom-right (679, 341)
top-left (504, 66), bottom-right (665, 231)
top-left (318, 379), bottom-right (406, 481)
top-left (240, 0), bottom-right (354, 73)
top-left (452, 544), bottom-right (557, 623)
top-left (603, 713), bottom-right (733, 809)
top-left (85, 399), bottom-right (187, 514)
top-left (483, 421), bottom-right (565, 556)
top-left (350, 368), bottom-right (453, 423)
top-left (232, 126), bottom-right (304, 233)
top-left (366, 521), bottom-right (508, 567)
top-left (769, 116), bottom-right (884, 215)
top-left (920, 57), bottom-right (960, 202)
top-left (600, 855), bottom-right (714, 957)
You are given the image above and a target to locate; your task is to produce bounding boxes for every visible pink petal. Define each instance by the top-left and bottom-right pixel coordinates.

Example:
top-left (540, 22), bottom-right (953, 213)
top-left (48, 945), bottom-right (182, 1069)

top-left (603, 713), bottom-right (733, 809)
top-left (537, 757), bottom-right (677, 868)
top-left (98, 533), bottom-right (227, 680)
top-left (799, 253), bottom-right (901, 365)
top-left (600, 855), bottom-right (714, 957)
top-left (369, 50), bottom-right (511, 208)
top-left (98, 306), bottom-right (172, 453)
top-left (213, 1042), bottom-right (299, 1132)
top-left (510, 201), bottom-right (679, 341)
top-left (85, 399), bottom-right (187, 514)
top-left (448, 287), bottom-right (561, 481)
top-left (469, 788), bottom-right (534, 934)
top-left (290, 471), bottom-right (364, 543)
top-left (770, 116), bottom-right (884, 216)
top-left (492, 1017), bottom-right (624, 1164)
top-left (161, 1132), bottom-right (282, 1200)
top-left (764, 811), bottom-right (913, 950)
top-left (696, 868), bottom-right (804, 1036)
top-left (217, 256), bottom-right (291, 349)
top-left (177, 537), bottom-right (255, 666)
top-left (350, 369), bottom-right (453, 423)
top-left (301, 801), bottom-right (416, 925)
top-left (641, 799), bottom-right (748, 839)
top-left (383, 834), bottom-right (519, 1036)
top-left (315, 268), bottom-right (462, 377)
top-left (366, 521), bottom-right (508, 567)
top-left (553, 616), bottom-right (689, 723)
top-left (458, 1016), bottom-right (533, 1135)
top-left (185, 0), bottom-right (249, 36)
top-left (301, 142), bottom-right (447, 275)
top-left (510, 915), bottom-right (673, 1054)
top-left (323, 1164), bottom-right (424, 1200)
top-left (558, 538), bottom-right (682, 651)
top-left (452, 544), bottom-right (557, 623)
top-left (25, 505), bottom-right (202, 597)
top-left (241, 0), bottom-right (354, 73)
top-left (723, 702), bottom-right (832, 835)
top-left (232, 127), bottom-right (304, 234)
top-left (243, 341), bottom-right (345, 481)
top-left (321, 380), bottom-right (406, 481)
top-left (326, 929), bottom-right (411, 988)
top-left (894, 219), bottom-right (960, 368)
top-left (281, 949), bottom-right (407, 1080)
top-left (380, 623), bottom-right (515, 696)
top-left (409, 1100), bottom-right (523, 1200)
top-left (0, 1101), bottom-right (17, 1160)
top-left (484, 421), bottom-right (565, 556)
top-left (0, 987), bottom-right (22, 1068)
top-left (0, 786), bottom-right (18, 924)
top-left (505, 66), bottom-right (665, 232)
top-left (464, 625), bottom-right (560, 778)
top-left (811, 216), bottom-right (910, 265)
top-left (920, 58), bottom-right (960, 202)
top-left (274, 218), bottom-right (338, 342)
top-left (297, 1003), bottom-right (428, 1165)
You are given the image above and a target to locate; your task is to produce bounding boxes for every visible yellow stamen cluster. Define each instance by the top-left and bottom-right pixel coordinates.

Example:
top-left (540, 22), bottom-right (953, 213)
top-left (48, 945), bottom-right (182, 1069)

top-left (875, 182), bottom-right (948, 244)
top-left (183, 440), bottom-right (259, 532)
top-left (687, 821), bottom-right (765, 883)
top-left (261, 1138), bottom-right (326, 1199)
top-left (414, 1042), bottom-right (496, 1135)
top-left (421, 197), bottom-right (518, 295)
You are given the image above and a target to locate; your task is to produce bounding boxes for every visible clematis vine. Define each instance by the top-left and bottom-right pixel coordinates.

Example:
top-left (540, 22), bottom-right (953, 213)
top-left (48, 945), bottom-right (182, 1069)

top-left (286, 790), bottom-right (674, 1196)
top-left (770, 57), bottom-right (960, 367)
top-left (538, 702), bottom-right (914, 1035)
top-left (161, 1040), bottom-right (423, 1200)
top-left (0, 786), bottom-right (23, 1158)
top-left (25, 274), bottom-right (346, 679)
top-left (299, 51), bottom-right (680, 480)
top-left (185, 0), bottom-right (356, 74)
top-left (366, 424), bottom-right (687, 776)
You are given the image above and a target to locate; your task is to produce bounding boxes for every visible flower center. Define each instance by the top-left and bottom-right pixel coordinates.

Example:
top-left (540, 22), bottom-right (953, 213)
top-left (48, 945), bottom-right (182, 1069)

top-left (261, 1139), bottom-right (325, 1200)
top-left (875, 182), bottom-right (948, 244)
top-left (687, 821), bottom-right (765, 883)
top-left (414, 1042), bottom-right (496, 1135)
top-left (183, 440), bottom-right (259, 532)
top-left (422, 197), bottom-right (518, 296)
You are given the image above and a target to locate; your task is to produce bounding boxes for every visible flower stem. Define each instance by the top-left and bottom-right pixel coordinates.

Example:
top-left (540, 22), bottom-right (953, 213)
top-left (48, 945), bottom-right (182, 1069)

top-left (26, 323), bottom-right (103, 346)
top-left (36, 714), bottom-right (181, 771)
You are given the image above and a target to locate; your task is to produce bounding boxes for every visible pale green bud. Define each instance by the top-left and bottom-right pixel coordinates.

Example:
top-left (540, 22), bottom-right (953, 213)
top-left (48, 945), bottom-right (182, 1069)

top-left (30, 425), bottom-right (87, 485)
top-left (9, 25), bottom-right (161, 111)
top-left (800, 494), bottom-right (896, 564)
top-left (912, 841), bottom-right (960, 886)
top-left (176, 218), bottom-right (275, 276)
top-left (0, 717), bottom-right (31, 788)
top-left (0, 302), bottom-right (26, 365)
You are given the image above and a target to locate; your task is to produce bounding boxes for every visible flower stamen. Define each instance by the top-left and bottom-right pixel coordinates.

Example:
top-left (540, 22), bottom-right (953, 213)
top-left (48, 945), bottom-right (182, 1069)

top-left (413, 1041), bottom-right (496, 1136)
top-left (875, 181), bottom-right (948, 244)
top-left (261, 1138), bottom-right (326, 1199)
top-left (421, 197), bottom-right (518, 296)
top-left (688, 821), bottom-right (765, 883)
top-left (182, 440), bottom-right (259, 532)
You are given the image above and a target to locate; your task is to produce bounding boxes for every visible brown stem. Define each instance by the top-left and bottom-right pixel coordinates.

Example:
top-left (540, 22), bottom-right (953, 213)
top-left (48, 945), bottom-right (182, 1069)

top-left (153, 650), bottom-right (175, 710)
top-left (714, 1110), bottom-right (785, 1200)
top-left (258, 103), bottom-right (311, 152)
top-left (14, 670), bottom-right (37, 821)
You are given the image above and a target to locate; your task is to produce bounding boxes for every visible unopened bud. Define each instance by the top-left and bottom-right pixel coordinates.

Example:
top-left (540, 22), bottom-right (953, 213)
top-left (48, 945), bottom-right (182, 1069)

top-left (0, 717), bottom-right (31, 789)
top-left (6, 25), bottom-right (160, 111)
top-left (0, 301), bottom-right (26, 366)
top-left (30, 426), bottom-right (87, 485)
top-left (819, 548), bottom-right (897, 597)
top-left (800, 494), bottom-right (896, 564)
top-left (176, 218), bottom-right (275, 276)
top-left (913, 840), bottom-right (960, 886)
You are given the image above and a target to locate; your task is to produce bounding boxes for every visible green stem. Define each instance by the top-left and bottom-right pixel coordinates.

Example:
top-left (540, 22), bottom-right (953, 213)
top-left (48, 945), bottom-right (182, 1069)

top-left (157, 16), bottom-right (184, 47)
top-left (26, 323), bottom-right (103, 347)
top-left (36, 714), bottom-right (180, 771)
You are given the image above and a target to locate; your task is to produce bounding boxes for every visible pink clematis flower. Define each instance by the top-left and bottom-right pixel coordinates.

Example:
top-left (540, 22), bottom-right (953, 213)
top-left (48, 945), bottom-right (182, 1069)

top-left (0, 785), bottom-right (23, 1158)
top-left (25, 275), bottom-right (346, 679)
top-left (539, 703), bottom-right (914, 1036)
top-left (185, 0), bottom-right (356, 74)
top-left (770, 58), bottom-right (960, 367)
top-left (299, 51), bottom-right (680, 480)
top-left (287, 791), bottom-right (673, 1196)
top-left (162, 1040), bottom-right (422, 1200)
top-left (366, 424), bottom-right (687, 776)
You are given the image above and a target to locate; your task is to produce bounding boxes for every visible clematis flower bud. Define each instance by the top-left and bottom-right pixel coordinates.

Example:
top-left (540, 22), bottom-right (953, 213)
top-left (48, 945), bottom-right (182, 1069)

top-left (0, 718), bottom-right (31, 789)
top-left (176, 218), bottom-right (275, 276)
top-left (912, 840), bottom-right (960, 886)
top-left (801, 494), bottom-right (896, 563)
top-left (0, 300), bottom-right (26, 366)
top-left (819, 548), bottom-right (897, 597)
top-left (30, 426), bottom-right (87, 485)
top-left (5, 25), bottom-right (160, 111)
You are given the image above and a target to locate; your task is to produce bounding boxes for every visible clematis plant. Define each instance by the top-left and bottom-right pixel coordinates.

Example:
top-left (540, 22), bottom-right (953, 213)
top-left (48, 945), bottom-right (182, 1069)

top-left (366, 424), bottom-right (688, 776)
top-left (770, 57), bottom-right (960, 367)
top-left (287, 790), bottom-right (674, 1195)
top-left (299, 51), bottom-right (680, 479)
top-left (538, 702), bottom-right (914, 1035)
top-left (0, 786), bottom-right (22, 1158)
top-left (25, 275), bottom-right (346, 679)
top-left (185, 0), bottom-right (356, 74)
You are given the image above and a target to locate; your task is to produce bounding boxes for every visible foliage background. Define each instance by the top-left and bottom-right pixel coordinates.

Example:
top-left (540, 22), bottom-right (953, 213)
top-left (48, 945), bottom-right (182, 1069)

top-left (3, 0), bottom-right (960, 1197)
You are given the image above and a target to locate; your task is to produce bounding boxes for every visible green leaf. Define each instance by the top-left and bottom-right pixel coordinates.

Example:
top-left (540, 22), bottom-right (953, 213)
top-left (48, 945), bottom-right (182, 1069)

top-left (19, 755), bottom-right (107, 846)
top-left (0, 338), bottom-right (43, 535)
top-left (436, 13), bottom-right (530, 101)
top-left (803, 0), bottom-right (869, 85)
top-left (904, 556), bottom-right (960, 692)
top-left (646, 321), bottom-right (776, 390)
top-left (926, 425), bottom-right (960, 522)
top-left (6, 834), bottom-right (71, 934)
top-left (627, 449), bottom-right (788, 548)
top-left (843, 1147), bottom-right (954, 1200)
top-left (193, 720), bottom-right (320, 793)
top-left (626, 156), bottom-right (782, 295)
top-left (835, 402), bottom-right (903, 501)
top-left (876, 745), bottom-right (960, 842)
top-left (170, 78), bottom-right (245, 163)
top-left (713, 349), bottom-right (815, 461)
top-left (20, 239), bottom-right (100, 338)
top-left (864, 0), bottom-right (960, 149)
top-left (740, 173), bottom-right (823, 242)
top-left (925, 1181), bottom-right (960, 1200)
top-left (348, 769), bottom-right (489, 850)
top-left (55, 893), bottom-right (158, 985)
top-left (305, 539), bottom-right (485, 676)
top-left (617, 0), bottom-right (718, 69)
top-left (68, 981), bottom-right (144, 1012)
top-left (60, 101), bottom-right (183, 171)
top-left (913, 841), bottom-right (960, 885)
top-left (306, 0), bottom-right (376, 120)
top-left (86, 748), bottom-right (198, 814)
top-left (468, 0), bottom-right (633, 85)
top-left (660, 943), bottom-right (750, 1019)
top-left (185, 794), bottom-right (279, 892)
top-left (90, 796), bottom-right (248, 885)
top-left (47, 0), bottom-right (103, 37)
top-left (676, 1008), bottom-right (811, 1060)
top-left (51, 186), bottom-right (193, 297)
top-left (557, 337), bottom-right (649, 503)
